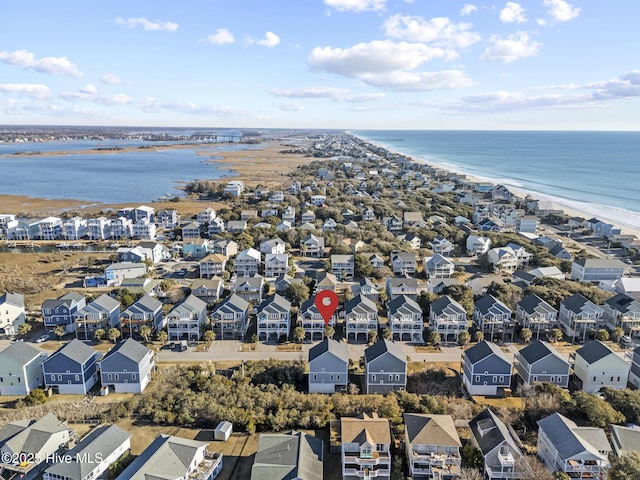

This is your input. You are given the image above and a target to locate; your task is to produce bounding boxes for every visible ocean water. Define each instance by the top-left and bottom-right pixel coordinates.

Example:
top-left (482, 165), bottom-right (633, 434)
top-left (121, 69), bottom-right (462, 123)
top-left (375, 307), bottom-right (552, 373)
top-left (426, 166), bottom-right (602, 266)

top-left (351, 130), bottom-right (640, 229)
top-left (0, 143), bottom-right (253, 204)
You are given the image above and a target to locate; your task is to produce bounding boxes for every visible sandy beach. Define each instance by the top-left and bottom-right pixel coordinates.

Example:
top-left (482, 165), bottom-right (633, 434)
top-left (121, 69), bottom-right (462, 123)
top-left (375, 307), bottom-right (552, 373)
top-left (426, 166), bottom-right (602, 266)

top-left (361, 138), bottom-right (640, 238)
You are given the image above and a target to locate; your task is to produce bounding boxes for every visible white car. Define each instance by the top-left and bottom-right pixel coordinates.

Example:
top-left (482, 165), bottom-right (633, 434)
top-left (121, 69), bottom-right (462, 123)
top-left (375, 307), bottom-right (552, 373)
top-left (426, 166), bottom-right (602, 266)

top-left (35, 334), bottom-right (50, 343)
top-left (621, 335), bottom-right (633, 345)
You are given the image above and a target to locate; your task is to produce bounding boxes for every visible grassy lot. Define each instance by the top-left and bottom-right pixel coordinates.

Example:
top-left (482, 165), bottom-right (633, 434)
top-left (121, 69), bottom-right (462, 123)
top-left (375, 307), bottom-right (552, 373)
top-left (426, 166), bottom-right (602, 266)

top-left (472, 396), bottom-right (526, 409)
top-left (276, 343), bottom-right (303, 352)
top-left (408, 361), bottom-right (461, 375)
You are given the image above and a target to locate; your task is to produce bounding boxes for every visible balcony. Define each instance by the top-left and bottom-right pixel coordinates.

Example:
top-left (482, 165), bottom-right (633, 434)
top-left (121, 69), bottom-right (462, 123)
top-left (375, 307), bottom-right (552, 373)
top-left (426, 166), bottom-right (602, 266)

top-left (188, 451), bottom-right (223, 480)
top-left (498, 451), bottom-right (515, 466)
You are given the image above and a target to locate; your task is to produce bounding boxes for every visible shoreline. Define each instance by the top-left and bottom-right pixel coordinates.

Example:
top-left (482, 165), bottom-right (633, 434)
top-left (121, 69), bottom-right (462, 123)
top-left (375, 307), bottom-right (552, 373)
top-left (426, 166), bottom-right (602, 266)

top-left (0, 141), bottom-right (312, 217)
top-left (351, 133), bottom-right (640, 238)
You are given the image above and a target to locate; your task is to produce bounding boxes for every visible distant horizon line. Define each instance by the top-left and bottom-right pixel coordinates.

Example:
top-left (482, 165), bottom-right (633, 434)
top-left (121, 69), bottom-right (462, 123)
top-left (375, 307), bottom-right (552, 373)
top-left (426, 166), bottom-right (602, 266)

top-left (1, 124), bottom-right (640, 133)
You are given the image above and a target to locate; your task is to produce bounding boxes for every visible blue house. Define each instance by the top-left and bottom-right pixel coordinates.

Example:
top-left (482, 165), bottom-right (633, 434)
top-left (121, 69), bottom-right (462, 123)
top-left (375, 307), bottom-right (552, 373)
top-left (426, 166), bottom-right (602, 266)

top-left (73, 294), bottom-right (121, 341)
top-left (121, 294), bottom-right (164, 338)
top-left (43, 339), bottom-right (100, 394)
top-left (41, 292), bottom-right (86, 333)
top-left (99, 338), bottom-right (155, 394)
top-left (462, 340), bottom-right (512, 396)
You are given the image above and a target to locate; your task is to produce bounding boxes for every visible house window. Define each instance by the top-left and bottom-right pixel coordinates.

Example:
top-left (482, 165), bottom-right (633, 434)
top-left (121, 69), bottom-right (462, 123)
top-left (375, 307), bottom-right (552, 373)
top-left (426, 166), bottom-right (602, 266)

top-left (330, 375), bottom-right (334, 381)
top-left (337, 375), bottom-right (340, 380)
top-left (115, 374), bottom-right (119, 380)
top-left (593, 376), bottom-right (597, 381)
top-left (313, 374), bottom-right (317, 380)
top-left (533, 376), bottom-right (538, 382)
top-left (57, 375), bottom-right (62, 381)
top-left (132, 374), bottom-right (137, 380)
top-left (372, 375), bottom-right (376, 381)
top-left (499, 376), bottom-right (504, 383)
top-left (493, 376), bottom-right (497, 382)
top-left (395, 375), bottom-right (400, 381)
top-left (108, 374), bottom-right (112, 380)
top-left (75, 375), bottom-right (79, 381)
top-left (51, 375), bottom-right (56, 381)
top-left (475, 376), bottom-right (480, 382)
top-left (389, 375), bottom-right (393, 381)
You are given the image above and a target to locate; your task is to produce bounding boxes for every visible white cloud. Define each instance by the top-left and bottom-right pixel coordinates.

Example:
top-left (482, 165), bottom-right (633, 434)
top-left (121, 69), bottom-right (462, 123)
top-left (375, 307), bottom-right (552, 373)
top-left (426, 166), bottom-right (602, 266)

top-left (308, 40), bottom-right (446, 77)
top-left (278, 102), bottom-right (305, 111)
top-left (100, 73), bottom-right (123, 85)
top-left (0, 83), bottom-right (52, 99)
top-left (137, 97), bottom-right (243, 116)
top-left (207, 29), bottom-right (235, 45)
top-left (383, 15), bottom-right (481, 48)
top-left (461, 4), bottom-right (477, 16)
top-left (480, 32), bottom-right (540, 63)
top-left (270, 86), bottom-right (384, 103)
top-left (80, 84), bottom-right (97, 95)
top-left (0, 50), bottom-right (83, 77)
top-left (96, 94), bottom-right (133, 105)
top-left (256, 32), bottom-right (280, 48)
top-left (115, 17), bottom-right (179, 32)
top-left (323, 0), bottom-right (386, 12)
top-left (270, 86), bottom-right (351, 98)
top-left (359, 70), bottom-right (474, 91)
top-left (499, 2), bottom-right (527, 23)
top-left (543, 0), bottom-right (580, 22)
top-left (432, 71), bottom-right (640, 113)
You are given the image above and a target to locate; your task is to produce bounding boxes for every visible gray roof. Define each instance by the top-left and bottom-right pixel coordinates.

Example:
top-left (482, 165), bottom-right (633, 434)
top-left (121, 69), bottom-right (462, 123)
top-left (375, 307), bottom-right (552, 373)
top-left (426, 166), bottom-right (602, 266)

top-left (404, 414), bottom-right (461, 447)
top-left (213, 294), bottom-right (250, 314)
top-left (45, 424), bottom-right (131, 480)
top-left (576, 340), bottom-right (616, 364)
top-left (0, 341), bottom-right (43, 366)
top-left (75, 293), bottom-right (120, 316)
top-left (386, 276), bottom-right (419, 289)
top-left (609, 425), bottom-right (640, 456)
top-left (605, 293), bottom-right (640, 313)
top-left (469, 408), bottom-right (520, 456)
top-left (537, 413), bottom-right (604, 460)
top-left (517, 340), bottom-right (562, 365)
top-left (517, 294), bottom-right (556, 316)
top-left (0, 292), bottom-right (24, 307)
top-left (574, 258), bottom-right (627, 269)
top-left (364, 339), bottom-right (406, 364)
top-left (42, 291), bottom-right (85, 310)
top-left (474, 294), bottom-right (512, 316)
top-left (101, 338), bottom-right (152, 364)
top-left (465, 340), bottom-right (510, 365)
top-left (168, 294), bottom-right (207, 317)
top-left (430, 295), bottom-right (466, 317)
top-left (309, 337), bottom-right (349, 363)
top-left (344, 294), bottom-right (377, 315)
top-left (387, 295), bottom-right (422, 316)
top-left (561, 293), bottom-right (594, 314)
top-left (117, 434), bottom-right (208, 480)
top-left (2, 413), bottom-right (68, 455)
top-left (47, 339), bottom-right (98, 365)
top-left (251, 431), bottom-right (323, 480)
top-left (123, 294), bottom-right (162, 316)
top-left (258, 294), bottom-right (291, 314)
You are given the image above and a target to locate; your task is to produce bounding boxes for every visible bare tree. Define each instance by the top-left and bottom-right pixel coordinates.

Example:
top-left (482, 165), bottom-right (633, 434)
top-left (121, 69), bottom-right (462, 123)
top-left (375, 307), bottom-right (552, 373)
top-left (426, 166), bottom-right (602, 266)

top-left (459, 467), bottom-right (483, 480)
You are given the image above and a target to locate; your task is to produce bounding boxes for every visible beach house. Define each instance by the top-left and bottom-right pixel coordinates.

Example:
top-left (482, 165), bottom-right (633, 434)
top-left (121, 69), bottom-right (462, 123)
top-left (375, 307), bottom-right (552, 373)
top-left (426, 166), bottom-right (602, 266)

top-left (0, 342), bottom-right (48, 396)
top-left (462, 340), bottom-right (512, 396)
top-left (364, 339), bottom-right (407, 394)
top-left (99, 338), bottom-right (154, 394)
top-left (514, 340), bottom-right (570, 388)
top-left (42, 339), bottom-right (100, 394)
top-left (308, 338), bottom-right (349, 393)
top-left (572, 340), bottom-right (630, 392)
top-left (340, 413), bottom-right (392, 480)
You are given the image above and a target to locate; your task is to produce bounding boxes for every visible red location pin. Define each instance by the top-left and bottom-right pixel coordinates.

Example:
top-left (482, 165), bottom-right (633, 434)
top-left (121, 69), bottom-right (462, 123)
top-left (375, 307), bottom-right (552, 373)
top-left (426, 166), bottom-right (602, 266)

top-left (315, 290), bottom-right (339, 326)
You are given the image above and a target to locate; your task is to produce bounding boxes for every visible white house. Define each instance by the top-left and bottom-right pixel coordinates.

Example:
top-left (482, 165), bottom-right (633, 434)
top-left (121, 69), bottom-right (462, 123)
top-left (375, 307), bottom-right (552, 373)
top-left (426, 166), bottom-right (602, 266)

top-left (572, 340), bottom-right (631, 393)
top-left (0, 292), bottom-right (26, 335)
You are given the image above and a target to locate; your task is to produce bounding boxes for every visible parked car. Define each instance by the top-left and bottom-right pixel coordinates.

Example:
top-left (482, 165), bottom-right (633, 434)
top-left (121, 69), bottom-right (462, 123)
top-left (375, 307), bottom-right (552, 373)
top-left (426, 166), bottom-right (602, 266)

top-left (621, 335), bottom-right (633, 345)
top-left (35, 334), bottom-right (50, 343)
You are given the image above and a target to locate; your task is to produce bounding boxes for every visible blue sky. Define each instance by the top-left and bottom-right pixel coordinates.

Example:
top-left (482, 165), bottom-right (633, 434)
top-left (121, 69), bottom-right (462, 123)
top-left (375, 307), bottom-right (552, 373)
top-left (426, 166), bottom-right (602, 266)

top-left (1, 0), bottom-right (639, 130)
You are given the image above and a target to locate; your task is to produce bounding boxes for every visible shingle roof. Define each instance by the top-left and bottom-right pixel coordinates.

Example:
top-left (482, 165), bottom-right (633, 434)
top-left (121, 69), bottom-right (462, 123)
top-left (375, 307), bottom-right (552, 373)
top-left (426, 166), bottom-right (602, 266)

top-left (364, 339), bottom-right (406, 364)
top-left (430, 295), bottom-right (466, 317)
top-left (0, 341), bottom-right (43, 366)
top-left (101, 338), bottom-right (151, 364)
top-left (464, 340), bottom-right (509, 365)
top-left (576, 340), bottom-right (616, 364)
top-left (117, 434), bottom-right (208, 480)
top-left (309, 337), bottom-right (349, 363)
top-left (516, 340), bottom-right (558, 365)
top-left (474, 294), bottom-right (511, 316)
top-left (48, 339), bottom-right (97, 365)
top-left (251, 431), bottom-right (323, 480)
top-left (517, 294), bottom-right (556, 316)
top-left (340, 413), bottom-right (391, 445)
top-left (44, 424), bottom-right (131, 480)
top-left (537, 413), bottom-right (604, 460)
top-left (2, 413), bottom-right (68, 455)
top-left (387, 295), bottom-right (422, 316)
top-left (469, 408), bottom-right (520, 455)
top-left (404, 414), bottom-right (461, 447)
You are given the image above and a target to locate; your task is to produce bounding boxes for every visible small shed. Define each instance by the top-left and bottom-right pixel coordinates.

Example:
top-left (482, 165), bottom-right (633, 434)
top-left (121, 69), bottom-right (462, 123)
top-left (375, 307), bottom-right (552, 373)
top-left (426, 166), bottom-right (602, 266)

top-left (214, 421), bottom-right (233, 441)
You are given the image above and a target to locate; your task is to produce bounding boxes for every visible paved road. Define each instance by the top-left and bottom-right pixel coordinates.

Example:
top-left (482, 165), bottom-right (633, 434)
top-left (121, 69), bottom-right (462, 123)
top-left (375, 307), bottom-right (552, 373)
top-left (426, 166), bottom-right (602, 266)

top-left (154, 340), bottom-right (466, 363)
